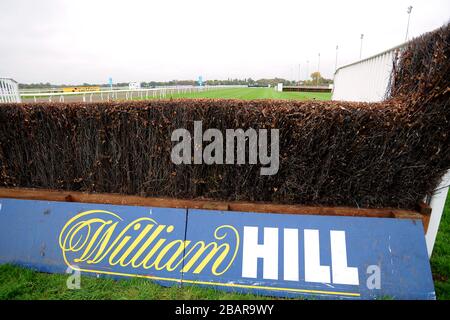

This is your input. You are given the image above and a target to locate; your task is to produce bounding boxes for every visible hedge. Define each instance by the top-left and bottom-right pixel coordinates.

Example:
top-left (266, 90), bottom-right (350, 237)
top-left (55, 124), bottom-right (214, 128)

top-left (0, 24), bottom-right (448, 209)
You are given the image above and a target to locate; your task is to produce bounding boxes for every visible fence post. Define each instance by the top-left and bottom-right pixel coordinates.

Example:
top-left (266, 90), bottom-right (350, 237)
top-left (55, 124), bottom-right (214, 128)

top-left (0, 78), bottom-right (21, 103)
top-left (426, 170), bottom-right (450, 257)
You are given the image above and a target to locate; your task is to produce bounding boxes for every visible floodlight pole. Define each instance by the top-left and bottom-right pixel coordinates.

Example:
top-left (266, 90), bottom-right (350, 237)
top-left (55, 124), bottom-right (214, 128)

top-left (306, 60), bottom-right (309, 80)
top-left (360, 34), bottom-right (364, 59)
top-left (335, 45), bottom-right (339, 71)
top-left (405, 6), bottom-right (413, 42)
top-left (298, 64), bottom-right (301, 85)
top-left (317, 53), bottom-right (320, 86)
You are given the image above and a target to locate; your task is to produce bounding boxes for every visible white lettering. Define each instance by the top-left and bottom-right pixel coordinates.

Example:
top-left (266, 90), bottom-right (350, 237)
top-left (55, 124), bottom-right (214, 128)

top-left (242, 227), bottom-right (278, 280)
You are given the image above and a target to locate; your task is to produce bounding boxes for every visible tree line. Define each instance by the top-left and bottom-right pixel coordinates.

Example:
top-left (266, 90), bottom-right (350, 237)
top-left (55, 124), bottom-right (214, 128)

top-left (19, 74), bottom-right (332, 89)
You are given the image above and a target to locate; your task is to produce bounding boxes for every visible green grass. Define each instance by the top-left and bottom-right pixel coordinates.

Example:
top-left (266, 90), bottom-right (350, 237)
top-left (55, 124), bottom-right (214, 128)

top-left (22, 87), bottom-right (332, 101)
top-left (141, 87), bottom-right (332, 101)
top-left (430, 190), bottom-right (450, 300)
top-left (0, 192), bottom-right (448, 300)
top-left (153, 88), bottom-right (331, 100)
top-left (0, 264), bottom-right (270, 300)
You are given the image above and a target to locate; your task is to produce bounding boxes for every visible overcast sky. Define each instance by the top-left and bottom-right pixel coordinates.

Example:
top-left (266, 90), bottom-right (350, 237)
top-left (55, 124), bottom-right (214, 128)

top-left (1, 0), bottom-right (449, 84)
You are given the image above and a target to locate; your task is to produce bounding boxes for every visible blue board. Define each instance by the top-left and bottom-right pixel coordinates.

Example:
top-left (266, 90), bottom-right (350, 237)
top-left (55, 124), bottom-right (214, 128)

top-left (0, 198), bottom-right (435, 299)
top-left (184, 209), bottom-right (435, 299)
top-left (0, 199), bottom-right (187, 287)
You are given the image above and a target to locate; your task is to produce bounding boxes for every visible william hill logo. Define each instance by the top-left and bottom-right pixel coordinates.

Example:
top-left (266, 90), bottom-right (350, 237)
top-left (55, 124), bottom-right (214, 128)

top-left (59, 210), bottom-right (361, 295)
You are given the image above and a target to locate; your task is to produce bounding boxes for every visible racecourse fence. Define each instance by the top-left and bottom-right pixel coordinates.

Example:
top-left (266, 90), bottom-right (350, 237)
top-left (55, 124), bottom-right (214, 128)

top-left (0, 78), bottom-right (21, 103)
top-left (20, 85), bottom-right (247, 103)
top-left (332, 43), bottom-right (407, 102)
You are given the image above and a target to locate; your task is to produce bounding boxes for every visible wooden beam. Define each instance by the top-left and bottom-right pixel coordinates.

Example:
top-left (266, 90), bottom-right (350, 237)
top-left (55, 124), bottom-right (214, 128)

top-left (0, 187), bottom-right (428, 232)
top-left (417, 201), bottom-right (432, 233)
top-left (417, 201), bottom-right (432, 215)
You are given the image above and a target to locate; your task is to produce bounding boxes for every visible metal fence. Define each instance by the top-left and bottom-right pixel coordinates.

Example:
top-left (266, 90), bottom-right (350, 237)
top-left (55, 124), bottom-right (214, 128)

top-left (0, 78), bottom-right (21, 103)
top-left (332, 43), bottom-right (406, 102)
top-left (332, 42), bottom-right (449, 257)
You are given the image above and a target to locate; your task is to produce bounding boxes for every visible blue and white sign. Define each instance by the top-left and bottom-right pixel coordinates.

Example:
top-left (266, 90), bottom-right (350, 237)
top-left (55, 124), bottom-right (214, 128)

top-left (0, 198), bottom-right (435, 299)
top-left (198, 76), bottom-right (203, 86)
top-left (184, 209), bottom-right (435, 299)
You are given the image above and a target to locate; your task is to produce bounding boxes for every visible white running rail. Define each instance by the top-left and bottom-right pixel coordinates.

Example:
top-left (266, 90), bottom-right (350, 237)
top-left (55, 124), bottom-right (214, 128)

top-left (426, 172), bottom-right (450, 256)
top-left (19, 85), bottom-right (246, 102)
top-left (332, 43), bottom-right (406, 102)
top-left (0, 78), bottom-right (21, 103)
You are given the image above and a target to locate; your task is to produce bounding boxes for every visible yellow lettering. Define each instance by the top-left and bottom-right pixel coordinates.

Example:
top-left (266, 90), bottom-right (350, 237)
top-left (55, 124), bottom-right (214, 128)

top-left (59, 211), bottom-right (240, 278)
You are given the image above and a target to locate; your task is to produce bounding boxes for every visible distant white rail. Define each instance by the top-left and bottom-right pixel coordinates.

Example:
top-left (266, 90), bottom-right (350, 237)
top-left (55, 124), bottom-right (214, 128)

top-left (332, 41), bottom-right (449, 257)
top-left (20, 85), bottom-right (246, 102)
top-left (0, 78), bottom-right (21, 103)
top-left (332, 43), bottom-right (406, 102)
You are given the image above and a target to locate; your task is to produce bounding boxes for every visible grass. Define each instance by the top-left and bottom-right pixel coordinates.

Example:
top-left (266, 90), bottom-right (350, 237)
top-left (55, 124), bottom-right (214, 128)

top-left (0, 191), bottom-right (448, 300)
top-left (138, 87), bottom-right (333, 101)
top-left (22, 87), bottom-right (332, 101)
top-left (0, 264), bottom-right (268, 300)
top-left (430, 190), bottom-right (450, 300)
top-left (136, 88), bottom-right (331, 100)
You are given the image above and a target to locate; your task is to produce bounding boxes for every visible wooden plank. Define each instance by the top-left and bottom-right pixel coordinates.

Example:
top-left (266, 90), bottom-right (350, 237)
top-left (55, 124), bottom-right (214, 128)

top-left (422, 213), bottom-right (432, 234)
top-left (0, 187), bottom-right (428, 231)
top-left (417, 201), bottom-right (432, 233)
top-left (417, 201), bottom-right (432, 215)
